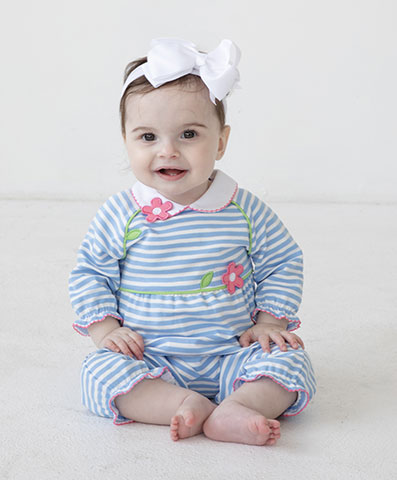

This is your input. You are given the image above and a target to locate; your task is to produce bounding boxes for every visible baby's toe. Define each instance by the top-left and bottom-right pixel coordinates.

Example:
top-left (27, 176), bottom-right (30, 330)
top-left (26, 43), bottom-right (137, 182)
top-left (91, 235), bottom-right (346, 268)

top-left (248, 416), bottom-right (271, 436)
top-left (265, 437), bottom-right (278, 446)
top-left (170, 415), bottom-right (181, 441)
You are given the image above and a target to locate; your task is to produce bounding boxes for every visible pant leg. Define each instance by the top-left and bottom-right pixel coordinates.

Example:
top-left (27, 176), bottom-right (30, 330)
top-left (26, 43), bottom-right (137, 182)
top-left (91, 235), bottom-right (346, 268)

top-left (217, 342), bottom-right (316, 416)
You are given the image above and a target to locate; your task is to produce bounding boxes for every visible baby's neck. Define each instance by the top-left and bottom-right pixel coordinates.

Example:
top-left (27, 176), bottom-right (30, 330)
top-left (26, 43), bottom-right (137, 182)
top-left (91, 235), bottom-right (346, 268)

top-left (157, 178), bottom-right (212, 206)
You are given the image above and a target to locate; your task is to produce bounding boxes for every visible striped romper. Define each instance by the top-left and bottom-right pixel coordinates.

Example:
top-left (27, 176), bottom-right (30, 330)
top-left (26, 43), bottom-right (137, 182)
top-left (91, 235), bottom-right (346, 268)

top-left (69, 170), bottom-right (316, 425)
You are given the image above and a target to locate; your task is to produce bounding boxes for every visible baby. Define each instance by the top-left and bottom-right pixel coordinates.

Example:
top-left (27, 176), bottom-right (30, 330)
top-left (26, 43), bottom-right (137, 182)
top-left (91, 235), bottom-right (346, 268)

top-left (69, 38), bottom-right (316, 446)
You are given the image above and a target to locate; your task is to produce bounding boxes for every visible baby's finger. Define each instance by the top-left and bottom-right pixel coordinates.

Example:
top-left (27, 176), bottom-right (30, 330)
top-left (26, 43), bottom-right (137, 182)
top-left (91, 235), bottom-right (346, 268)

top-left (281, 332), bottom-right (300, 349)
top-left (103, 339), bottom-right (122, 354)
top-left (239, 330), bottom-right (252, 348)
top-left (113, 338), bottom-right (135, 357)
top-left (125, 337), bottom-right (144, 360)
top-left (282, 332), bottom-right (305, 350)
top-left (258, 335), bottom-right (271, 353)
top-left (296, 335), bottom-right (305, 349)
top-left (128, 331), bottom-right (145, 352)
top-left (270, 332), bottom-right (288, 352)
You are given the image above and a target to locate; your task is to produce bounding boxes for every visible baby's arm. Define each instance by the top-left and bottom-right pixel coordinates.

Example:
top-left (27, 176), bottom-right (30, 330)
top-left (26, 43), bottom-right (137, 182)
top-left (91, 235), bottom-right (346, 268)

top-left (238, 194), bottom-right (305, 352)
top-left (239, 311), bottom-right (304, 353)
top-left (250, 200), bottom-right (304, 330)
top-left (69, 192), bottom-right (137, 336)
top-left (88, 316), bottom-right (144, 360)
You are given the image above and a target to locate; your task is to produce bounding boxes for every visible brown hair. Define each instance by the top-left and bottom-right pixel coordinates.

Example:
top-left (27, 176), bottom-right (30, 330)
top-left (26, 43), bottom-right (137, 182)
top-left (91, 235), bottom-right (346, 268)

top-left (119, 56), bottom-right (226, 138)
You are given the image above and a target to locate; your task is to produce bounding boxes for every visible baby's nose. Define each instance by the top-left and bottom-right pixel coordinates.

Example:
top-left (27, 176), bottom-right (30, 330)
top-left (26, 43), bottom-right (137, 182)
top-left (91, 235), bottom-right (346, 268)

top-left (158, 139), bottom-right (180, 158)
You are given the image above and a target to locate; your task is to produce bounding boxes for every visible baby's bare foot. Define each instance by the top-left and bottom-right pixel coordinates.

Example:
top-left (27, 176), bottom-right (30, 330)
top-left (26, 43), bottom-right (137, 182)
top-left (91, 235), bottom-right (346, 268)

top-left (203, 399), bottom-right (281, 446)
top-left (170, 392), bottom-right (216, 441)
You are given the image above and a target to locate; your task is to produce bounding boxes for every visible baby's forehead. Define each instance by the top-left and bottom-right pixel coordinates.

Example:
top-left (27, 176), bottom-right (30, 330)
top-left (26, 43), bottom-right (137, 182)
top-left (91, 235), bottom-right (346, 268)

top-left (125, 83), bottom-right (216, 122)
top-left (128, 82), bottom-right (210, 105)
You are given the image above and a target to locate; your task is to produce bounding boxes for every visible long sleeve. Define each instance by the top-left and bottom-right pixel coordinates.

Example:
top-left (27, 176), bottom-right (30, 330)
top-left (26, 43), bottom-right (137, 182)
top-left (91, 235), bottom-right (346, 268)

top-left (69, 191), bottom-right (137, 336)
top-left (238, 191), bottom-right (304, 331)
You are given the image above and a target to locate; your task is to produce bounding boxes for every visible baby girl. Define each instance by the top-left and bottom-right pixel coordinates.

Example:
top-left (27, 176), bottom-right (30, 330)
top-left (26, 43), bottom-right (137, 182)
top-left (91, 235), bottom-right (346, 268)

top-left (69, 38), bottom-right (316, 446)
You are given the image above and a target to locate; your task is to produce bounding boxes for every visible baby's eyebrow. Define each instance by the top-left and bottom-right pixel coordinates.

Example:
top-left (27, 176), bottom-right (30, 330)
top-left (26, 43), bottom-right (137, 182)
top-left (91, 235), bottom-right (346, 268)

top-left (131, 123), bottom-right (208, 133)
top-left (181, 123), bottom-right (208, 129)
top-left (131, 126), bottom-right (153, 133)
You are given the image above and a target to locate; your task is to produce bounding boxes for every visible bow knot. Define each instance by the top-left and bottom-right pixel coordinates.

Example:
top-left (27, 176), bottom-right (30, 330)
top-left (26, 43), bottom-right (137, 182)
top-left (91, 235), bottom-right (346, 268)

top-left (195, 52), bottom-right (207, 68)
top-left (121, 38), bottom-right (241, 104)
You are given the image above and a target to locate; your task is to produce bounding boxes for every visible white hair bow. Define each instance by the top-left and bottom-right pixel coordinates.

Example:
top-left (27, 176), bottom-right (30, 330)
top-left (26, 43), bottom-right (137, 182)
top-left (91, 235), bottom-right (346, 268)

top-left (120, 38), bottom-right (241, 104)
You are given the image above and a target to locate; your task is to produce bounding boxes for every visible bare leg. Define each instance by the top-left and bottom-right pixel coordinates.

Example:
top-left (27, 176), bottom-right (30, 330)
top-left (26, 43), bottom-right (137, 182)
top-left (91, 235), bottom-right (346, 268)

top-left (203, 377), bottom-right (297, 446)
top-left (115, 378), bottom-right (215, 440)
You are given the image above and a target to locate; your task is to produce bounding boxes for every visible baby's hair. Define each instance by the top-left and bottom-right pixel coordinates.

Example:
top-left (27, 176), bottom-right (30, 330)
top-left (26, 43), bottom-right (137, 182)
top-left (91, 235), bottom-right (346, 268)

top-left (119, 56), bottom-right (226, 138)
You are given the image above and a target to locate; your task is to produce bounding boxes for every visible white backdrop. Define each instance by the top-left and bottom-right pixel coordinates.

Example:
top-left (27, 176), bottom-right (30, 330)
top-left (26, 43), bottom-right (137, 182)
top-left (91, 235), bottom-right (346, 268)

top-left (0, 0), bottom-right (396, 202)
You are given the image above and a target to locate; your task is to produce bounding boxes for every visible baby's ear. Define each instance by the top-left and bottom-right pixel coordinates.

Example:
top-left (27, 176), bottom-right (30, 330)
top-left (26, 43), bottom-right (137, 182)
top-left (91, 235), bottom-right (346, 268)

top-left (216, 125), bottom-right (231, 160)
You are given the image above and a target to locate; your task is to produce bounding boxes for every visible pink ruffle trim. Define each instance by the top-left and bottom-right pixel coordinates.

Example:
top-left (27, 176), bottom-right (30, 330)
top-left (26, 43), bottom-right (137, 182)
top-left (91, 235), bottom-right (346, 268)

top-left (72, 314), bottom-right (124, 336)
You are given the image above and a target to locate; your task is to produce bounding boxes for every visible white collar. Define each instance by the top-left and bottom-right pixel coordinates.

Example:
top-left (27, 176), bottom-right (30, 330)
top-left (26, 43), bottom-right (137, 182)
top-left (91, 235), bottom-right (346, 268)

top-left (131, 169), bottom-right (238, 217)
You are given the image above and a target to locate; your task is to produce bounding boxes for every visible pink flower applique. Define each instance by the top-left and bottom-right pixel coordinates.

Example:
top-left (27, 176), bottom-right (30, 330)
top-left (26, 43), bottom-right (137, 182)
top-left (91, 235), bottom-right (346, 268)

top-left (222, 262), bottom-right (244, 294)
top-left (142, 197), bottom-right (173, 223)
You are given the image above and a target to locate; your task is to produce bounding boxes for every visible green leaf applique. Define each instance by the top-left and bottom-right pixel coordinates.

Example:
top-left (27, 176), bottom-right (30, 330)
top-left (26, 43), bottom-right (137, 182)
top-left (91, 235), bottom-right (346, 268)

top-left (126, 229), bottom-right (142, 241)
top-left (200, 271), bottom-right (214, 289)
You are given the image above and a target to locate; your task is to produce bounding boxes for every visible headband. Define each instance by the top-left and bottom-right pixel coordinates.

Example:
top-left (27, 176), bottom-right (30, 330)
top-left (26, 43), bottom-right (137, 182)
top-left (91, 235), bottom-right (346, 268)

top-left (120, 38), bottom-right (241, 105)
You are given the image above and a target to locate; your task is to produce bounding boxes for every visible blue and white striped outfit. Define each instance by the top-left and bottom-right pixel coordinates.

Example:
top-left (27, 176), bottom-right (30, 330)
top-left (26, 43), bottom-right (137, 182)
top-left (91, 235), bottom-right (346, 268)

top-left (69, 170), bottom-right (316, 425)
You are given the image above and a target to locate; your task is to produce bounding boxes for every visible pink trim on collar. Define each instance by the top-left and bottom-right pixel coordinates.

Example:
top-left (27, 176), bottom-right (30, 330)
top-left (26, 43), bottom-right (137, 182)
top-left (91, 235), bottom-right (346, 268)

top-left (189, 182), bottom-right (238, 213)
top-left (130, 170), bottom-right (238, 217)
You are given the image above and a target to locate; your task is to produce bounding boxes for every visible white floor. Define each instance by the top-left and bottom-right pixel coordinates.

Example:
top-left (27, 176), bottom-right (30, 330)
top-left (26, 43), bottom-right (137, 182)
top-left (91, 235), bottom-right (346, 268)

top-left (1, 199), bottom-right (396, 480)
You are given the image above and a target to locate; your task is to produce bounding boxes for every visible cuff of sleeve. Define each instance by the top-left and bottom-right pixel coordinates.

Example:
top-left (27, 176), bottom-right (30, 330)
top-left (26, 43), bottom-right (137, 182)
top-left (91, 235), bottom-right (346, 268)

top-left (251, 306), bottom-right (301, 332)
top-left (72, 313), bottom-right (124, 336)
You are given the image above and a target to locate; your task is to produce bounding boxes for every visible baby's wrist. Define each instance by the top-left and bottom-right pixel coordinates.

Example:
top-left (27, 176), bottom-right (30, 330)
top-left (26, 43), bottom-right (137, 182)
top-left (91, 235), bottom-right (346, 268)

top-left (255, 311), bottom-right (288, 329)
top-left (88, 316), bottom-right (121, 347)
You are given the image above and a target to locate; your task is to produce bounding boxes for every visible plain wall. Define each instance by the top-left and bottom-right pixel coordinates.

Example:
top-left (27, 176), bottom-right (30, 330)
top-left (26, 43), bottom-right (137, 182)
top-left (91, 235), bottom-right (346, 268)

top-left (0, 0), bottom-right (396, 202)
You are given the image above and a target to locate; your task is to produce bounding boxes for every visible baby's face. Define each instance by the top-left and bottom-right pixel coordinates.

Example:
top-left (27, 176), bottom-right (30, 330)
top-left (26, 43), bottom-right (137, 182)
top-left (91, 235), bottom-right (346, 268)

top-left (123, 83), bottom-right (230, 205)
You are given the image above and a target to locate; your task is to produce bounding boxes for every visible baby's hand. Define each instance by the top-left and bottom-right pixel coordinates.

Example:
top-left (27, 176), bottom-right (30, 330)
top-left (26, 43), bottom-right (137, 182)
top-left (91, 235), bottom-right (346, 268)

top-left (239, 319), bottom-right (304, 354)
top-left (99, 327), bottom-right (144, 360)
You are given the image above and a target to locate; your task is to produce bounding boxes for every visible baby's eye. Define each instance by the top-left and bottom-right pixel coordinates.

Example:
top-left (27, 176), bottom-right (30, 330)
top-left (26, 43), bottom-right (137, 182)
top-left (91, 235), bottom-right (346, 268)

top-left (182, 130), bottom-right (196, 139)
top-left (142, 133), bottom-right (156, 142)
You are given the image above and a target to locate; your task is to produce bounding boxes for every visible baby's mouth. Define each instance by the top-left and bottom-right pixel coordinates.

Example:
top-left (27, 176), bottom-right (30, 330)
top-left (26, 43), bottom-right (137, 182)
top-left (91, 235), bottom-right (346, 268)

top-left (156, 168), bottom-right (187, 177)
top-left (154, 168), bottom-right (188, 182)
